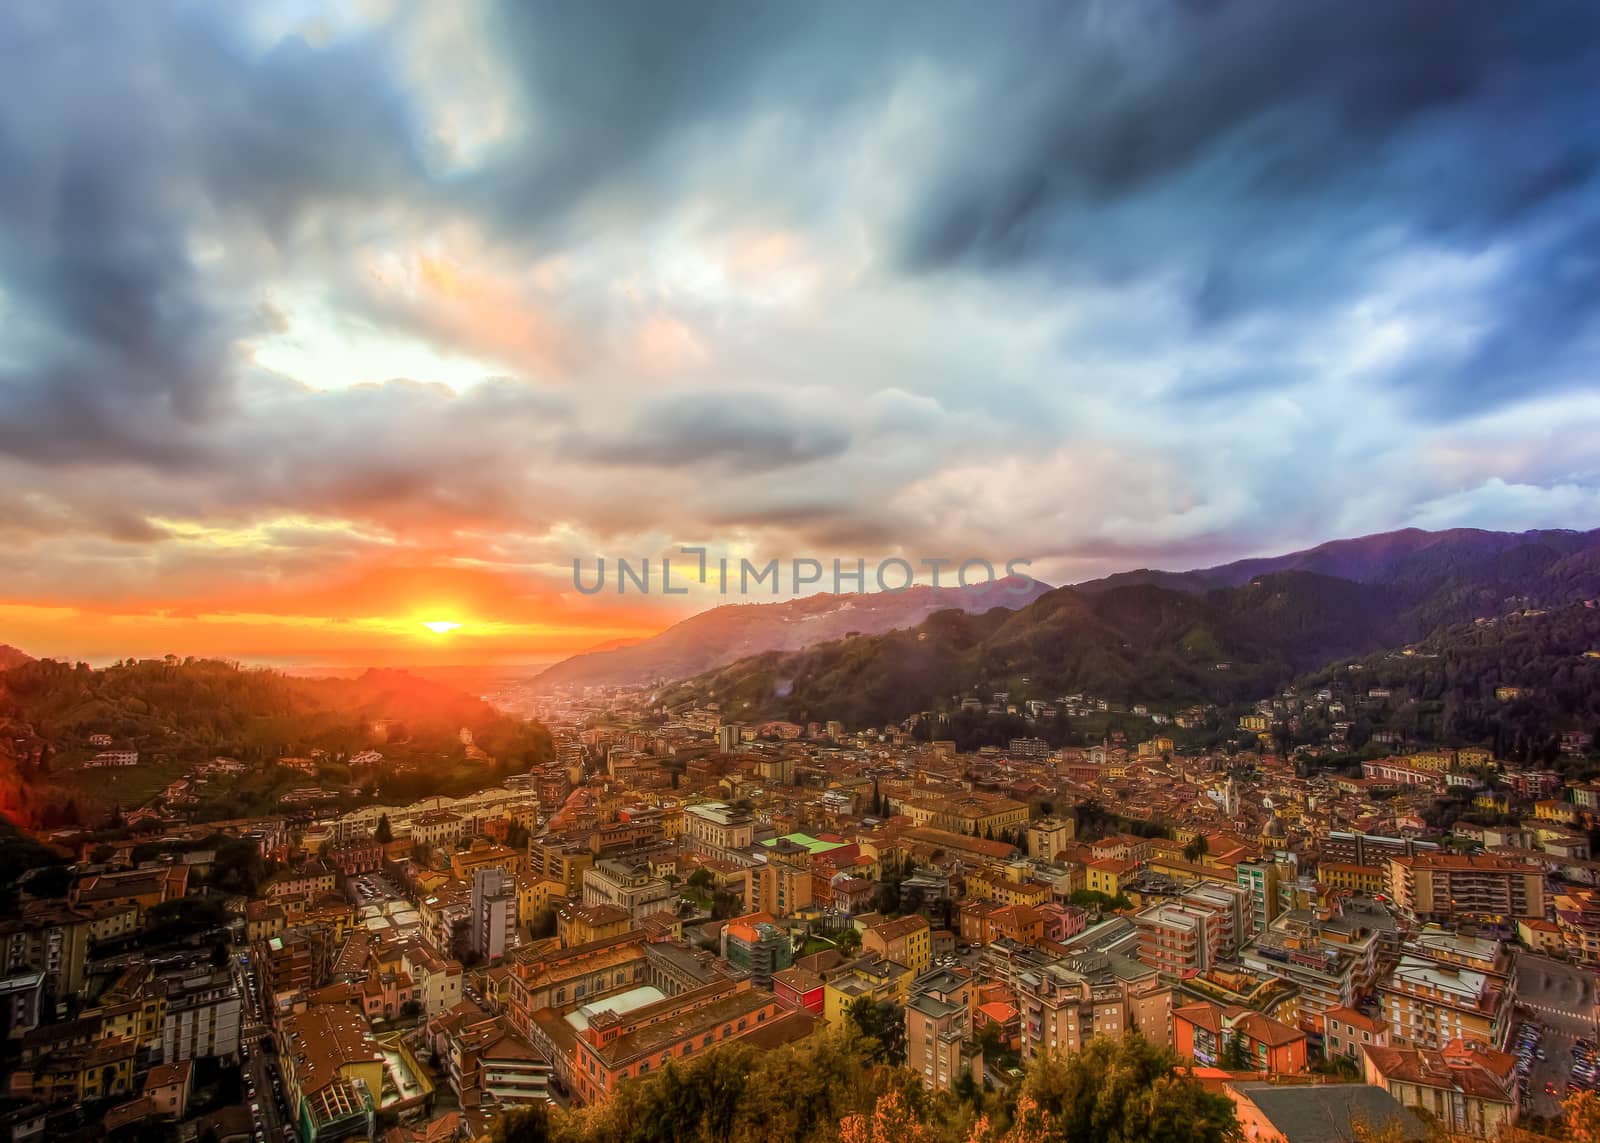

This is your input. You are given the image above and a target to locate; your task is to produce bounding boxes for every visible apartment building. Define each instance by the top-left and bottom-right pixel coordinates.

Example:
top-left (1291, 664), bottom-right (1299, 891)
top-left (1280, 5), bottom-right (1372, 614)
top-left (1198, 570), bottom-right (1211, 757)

top-left (159, 967), bottom-right (241, 1063)
top-left (470, 867), bottom-right (517, 963)
top-left (1378, 955), bottom-right (1511, 1051)
top-left (906, 970), bottom-right (972, 1092)
top-left (862, 915), bottom-right (932, 976)
top-left (1363, 1041), bottom-right (1518, 1139)
top-left (1027, 817), bottom-right (1076, 861)
top-left (1134, 902), bottom-right (1224, 976)
top-left (1385, 854), bottom-right (1546, 923)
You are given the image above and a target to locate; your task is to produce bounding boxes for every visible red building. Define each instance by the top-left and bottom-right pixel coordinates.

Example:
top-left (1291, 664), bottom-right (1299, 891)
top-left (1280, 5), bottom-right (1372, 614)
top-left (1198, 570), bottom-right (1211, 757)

top-left (772, 966), bottom-right (825, 1016)
top-left (1175, 1001), bottom-right (1307, 1075)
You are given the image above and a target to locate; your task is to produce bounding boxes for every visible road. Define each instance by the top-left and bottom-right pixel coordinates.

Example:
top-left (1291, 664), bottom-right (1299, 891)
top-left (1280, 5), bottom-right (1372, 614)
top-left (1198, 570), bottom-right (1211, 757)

top-left (1514, 955), bottom-right (1599, 1119)
top-left (236, 950), bottom-right (296, 1141)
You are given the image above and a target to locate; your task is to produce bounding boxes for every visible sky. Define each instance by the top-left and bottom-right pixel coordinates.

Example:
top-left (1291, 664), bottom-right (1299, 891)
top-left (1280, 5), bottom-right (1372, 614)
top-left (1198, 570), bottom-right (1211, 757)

top-left (2, 0), bottom-right (1599, 666)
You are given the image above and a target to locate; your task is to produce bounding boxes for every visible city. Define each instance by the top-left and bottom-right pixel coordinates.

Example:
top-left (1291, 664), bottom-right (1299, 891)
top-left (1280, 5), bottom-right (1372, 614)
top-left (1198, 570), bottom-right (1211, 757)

top-left (3, 567), bottom-right (1600, 1143)
top-left (3, 2), bottom-right (1600, 1143)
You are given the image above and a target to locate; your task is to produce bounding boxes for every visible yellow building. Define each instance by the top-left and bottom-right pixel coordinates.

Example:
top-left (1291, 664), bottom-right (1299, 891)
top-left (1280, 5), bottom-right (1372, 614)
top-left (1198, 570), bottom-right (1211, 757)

top-left (1404, 751), bottom-right (1455, 772)
top-left (277, 1004), bottom-right (386, 1131)
top-left (1319, 862), bottom-right (1384, 895)
top-left (966, 863), bottom-right (1053, 908)
top-left (556, 902), bottom-right (632, 949)
top-left (862, 915), bottom-right (932, 975)
top-left (1086, 859), bottom-right (1136, 898)
top-left (450, 839), bottom-right (524, 880)
top-left (823, 957), bottom-right (914, 1027)
top-left (515, 874), bottom-right (566, 926)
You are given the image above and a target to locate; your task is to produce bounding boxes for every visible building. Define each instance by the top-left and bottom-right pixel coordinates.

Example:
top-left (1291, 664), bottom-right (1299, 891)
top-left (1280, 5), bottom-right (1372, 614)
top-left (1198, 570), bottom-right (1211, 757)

top-left (581, 859), bottom-right (674, 924)
top-left (823, 955), bottom-right (915, 1027)
top-left (159, 967), bottom-right (242, 1063)
top-left (772, 966), bottom-right (824, 1016)
top-left (277, 1004), bottom-right (386, 1141)
top-left (471, 868), bottom-right (517, 963)
top-left (1323, 1005), bottom-right (1389, 1063)
top-left (1225, 1081), bottom-right (1426, 1143)
top-left (1009, 952), bottom-right (1171, 1062)
top-left (683, 802), bottom-right (755, 853)
top-left (557, 903), bottom-right (632, 950)
top-left (722, 919), bottom-right (793, 988)
top-left (327, 836), bottom-right (383, 879)
top-left (0, 906), bottom-right (92, 995)
top-left (1234, 860), bottom-right (1281, 936)
top-left (1319, 862), bottom-right (1385, 896)
top-left (906, 972), bottom-right (971, 1092)
top-left (142, 1059), bottom-right (193, 1119)
top-left (1363, 1041), bottom-right (1518, 1139)
top-left (861, 915), bottom-right (932, 976)
top-left (1174, 1002), bottom-right (1306, 1075)
top-left (1026, 817), bottom-right (1076, 860)
top-left (1385, 854), bottom-right (1546, 923)
top-left (1378, 955), bottom-right (1510, 1051)
top-left (568, 980), bottom-right (789, 1104)
top-left (1135, 902), bottom-right (1223, 976)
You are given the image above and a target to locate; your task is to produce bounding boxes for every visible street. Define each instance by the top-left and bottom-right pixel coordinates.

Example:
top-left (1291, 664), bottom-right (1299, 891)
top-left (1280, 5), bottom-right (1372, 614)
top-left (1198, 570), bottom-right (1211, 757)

top-left (1514, 955), bottom-right (1599, 1119)
top-left (237, 950), bottom-right (295, 1141)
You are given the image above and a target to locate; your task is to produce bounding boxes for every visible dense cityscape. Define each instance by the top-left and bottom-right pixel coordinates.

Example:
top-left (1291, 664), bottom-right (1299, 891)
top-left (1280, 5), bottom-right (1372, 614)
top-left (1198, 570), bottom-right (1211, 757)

top-left (4, 523), bottom-right (1600, 1143)
top-left (5, 2), bottom-right (1600, 1142)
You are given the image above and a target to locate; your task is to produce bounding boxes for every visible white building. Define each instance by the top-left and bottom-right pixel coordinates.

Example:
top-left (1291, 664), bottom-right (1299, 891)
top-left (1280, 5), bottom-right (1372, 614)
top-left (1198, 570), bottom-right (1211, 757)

top-left (159, 967), bottom-right (241, 1063)
top-left (471, 868), bottom-right (516, 963)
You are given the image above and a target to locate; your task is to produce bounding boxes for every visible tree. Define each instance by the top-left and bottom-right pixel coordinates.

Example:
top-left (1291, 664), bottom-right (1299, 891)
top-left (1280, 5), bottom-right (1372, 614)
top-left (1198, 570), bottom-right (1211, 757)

top-left (491, 1102), bottom-right (553, 1143)
top-left (845, 996), bottom-right (906, 1066)
top-left (1003, 1034), bottom-right (1240, 1143)
top-left (874, 879), bottom-right (902, 915)
top-left (838, 1089), bottom-right (941, 1143)
top-left (1219, 1032), bottom-right (1251, 1071)
top-left (375, 814), bottom-right (393, 845)
top-left (837, 927), bottom-right (862, 954)
top-left (23, 864), bottom-right (73, 899)
top-left (211, 837), bottom-right (265, 894)
top-left (1184, 835), bottom-right (1210, 863)
top-left (1567, 1089), bottom-right (1600, 1143)
top-left (210, 941), bottom-right (230, 968)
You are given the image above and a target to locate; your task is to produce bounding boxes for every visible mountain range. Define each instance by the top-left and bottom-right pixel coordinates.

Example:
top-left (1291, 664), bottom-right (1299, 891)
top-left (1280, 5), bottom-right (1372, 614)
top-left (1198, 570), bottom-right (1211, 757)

top-left (665, 526), bottom-right (1600, 730)
top-left (0, 645), bottom-right (33, 672)
top-left (531, 575), bottom-right (1052, 692)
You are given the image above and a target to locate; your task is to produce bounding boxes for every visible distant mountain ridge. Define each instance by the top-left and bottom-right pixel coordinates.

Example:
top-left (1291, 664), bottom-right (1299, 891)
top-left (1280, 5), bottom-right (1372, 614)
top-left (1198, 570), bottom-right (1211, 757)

top-left (1076, 527), bottom-right (1600, 594)
top-left (0, 645), bottom-right (34, 672)
top-left (532, 575), bottom-right (1052, 692)
top-left (669, 526), bottom-right (1600, 728)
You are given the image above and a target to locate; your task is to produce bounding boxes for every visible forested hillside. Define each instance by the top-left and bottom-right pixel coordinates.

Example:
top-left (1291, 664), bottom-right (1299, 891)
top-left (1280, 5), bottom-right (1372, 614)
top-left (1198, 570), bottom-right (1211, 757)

top-left (1295, 602), bottom-right (1600, 760)
top-left (671, 572), bottom-right (1421, 726)
top-left (0, 657), bottom-right (553, 825)
top-left (670, 531), bottom-right (1600, 734)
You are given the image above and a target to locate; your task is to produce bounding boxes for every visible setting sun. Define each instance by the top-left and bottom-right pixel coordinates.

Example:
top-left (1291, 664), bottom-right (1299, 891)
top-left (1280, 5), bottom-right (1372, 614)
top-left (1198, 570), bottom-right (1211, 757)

top-left (421, 620), bottom-right (462, 634)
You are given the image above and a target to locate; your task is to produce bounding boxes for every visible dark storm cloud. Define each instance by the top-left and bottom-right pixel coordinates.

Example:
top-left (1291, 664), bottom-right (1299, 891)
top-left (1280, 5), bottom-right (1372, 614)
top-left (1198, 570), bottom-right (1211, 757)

top-left (0, 1), bottom-right (427, 463)
top-left (892, 0), bottom-right (1600, 416)
top-left (576, 391), bottom-right (851, 473)
top-left (471, 0), bottom-right (922, 226)
top-left (0, 0), bottom-right (1596, 595)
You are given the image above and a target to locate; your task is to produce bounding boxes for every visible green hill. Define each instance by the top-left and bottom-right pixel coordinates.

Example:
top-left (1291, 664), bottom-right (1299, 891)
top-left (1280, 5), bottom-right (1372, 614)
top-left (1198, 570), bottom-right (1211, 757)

top-left (0, 658), bottom-right (553, 823)
top-left (670, 536), bottom-right (1600, 735)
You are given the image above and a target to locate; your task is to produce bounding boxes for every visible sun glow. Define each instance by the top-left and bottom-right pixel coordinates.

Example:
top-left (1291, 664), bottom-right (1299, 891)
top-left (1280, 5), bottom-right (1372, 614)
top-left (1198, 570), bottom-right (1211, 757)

top-left (421, 620), bottom-right (462, 634)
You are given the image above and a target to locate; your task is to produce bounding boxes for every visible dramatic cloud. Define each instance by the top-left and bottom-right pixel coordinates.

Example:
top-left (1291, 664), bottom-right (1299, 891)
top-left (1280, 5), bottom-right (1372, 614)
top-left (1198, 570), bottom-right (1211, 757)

top-left (0, 0), bottom-right (1598, 662)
